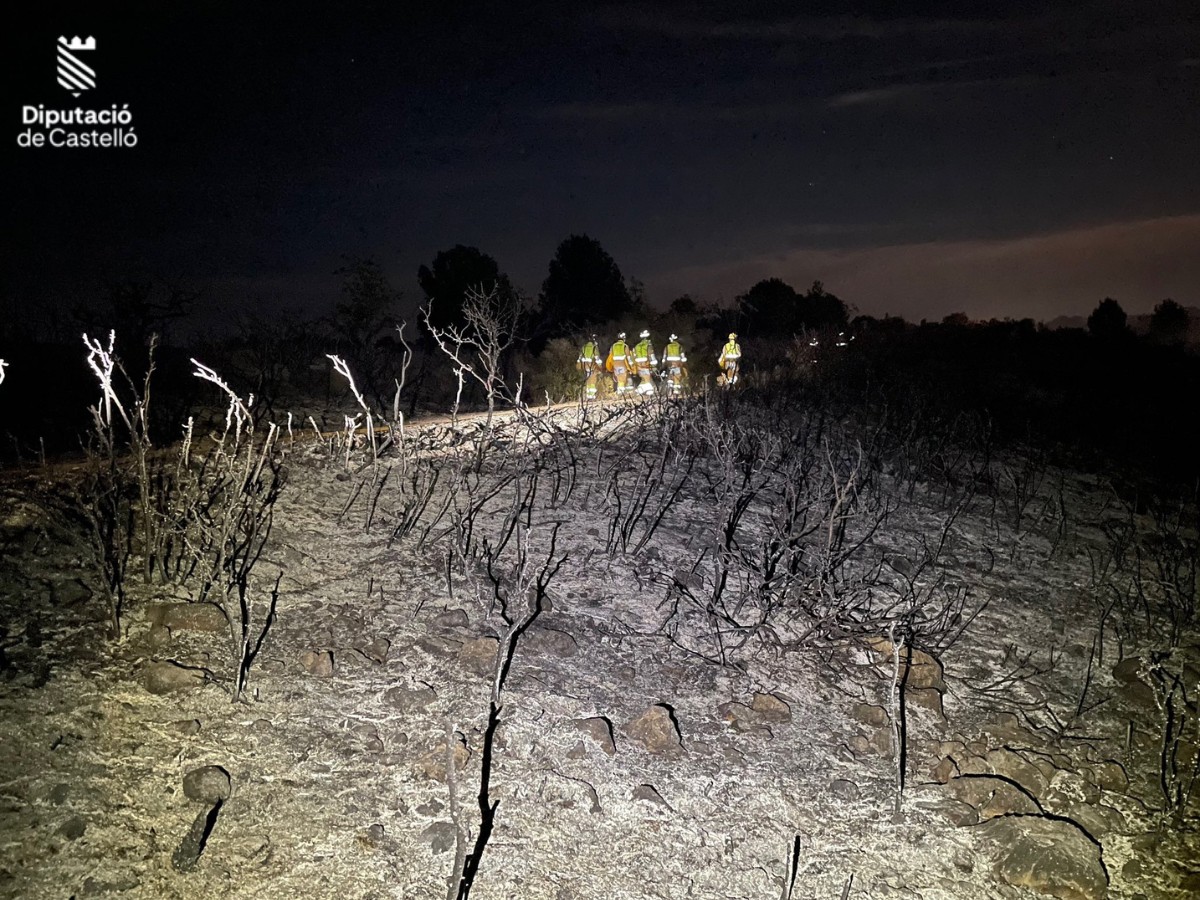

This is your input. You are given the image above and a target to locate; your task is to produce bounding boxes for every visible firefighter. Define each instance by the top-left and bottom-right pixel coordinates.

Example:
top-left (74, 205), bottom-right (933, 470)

top-left (662, 333), bottom-right (687, 395)
top-left (718, 332), bottom-right (741, 386)
top-left (606, 332), bottom-right (636, 394)
top-left (632, 329), bottom-right (658, 395)
top-left (577, 334), bottom-right (603, 400)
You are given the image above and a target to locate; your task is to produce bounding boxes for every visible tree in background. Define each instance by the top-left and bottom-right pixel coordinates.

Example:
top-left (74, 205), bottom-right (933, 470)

top-left (417, 245), bottom-right (513, 338)
top-left (801, 280), bottom-right (849, 332)
top-left (736, 278), bottom-right (848, 336)
top-left (1087, 297), bottom-right (1129, 341)
top-left (668, 295), bottom-right (699, 318)
top-left (74, 278), bottom-right (198, 376)
top-left (331, 258), bottom-right (404, 409)
top-left (738, 278), bottom-right (801, 335)
top-left (1148, 298), bottom-right (1190, 347)
top-left (538, 235), bottom-right (635, 340)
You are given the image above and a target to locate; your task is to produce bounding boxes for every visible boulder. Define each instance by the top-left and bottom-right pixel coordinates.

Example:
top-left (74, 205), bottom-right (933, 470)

top-left (458, 637), bottom-right (499, 676)
top-left (863, 637), bottom-right (946, 692)
top-left (142, 660), bottom-right (208, 695)
top-left (977, 815), bottom-right (1108, 900)
top-left (148, 602), bottom-right (228, 634)
top-left (299, 649), bottom-right (334, 676)
top-left (624, 704), bottom-right (682, 755)
top-left (416, 737), bottom-right (471, 782)
top-left (750, 692), bottom-right (792, 723)
top-left (182, 766), bottom-right (231, 803)
top-left (944, 775), bottom-right (1040, 819)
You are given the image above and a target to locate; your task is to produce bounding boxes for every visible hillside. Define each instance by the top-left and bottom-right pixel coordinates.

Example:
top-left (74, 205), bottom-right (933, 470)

top-left (0, 347), bottom-right (1198, 899)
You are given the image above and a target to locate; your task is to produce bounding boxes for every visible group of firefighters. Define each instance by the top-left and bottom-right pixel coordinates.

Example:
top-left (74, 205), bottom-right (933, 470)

top-left (576, 330), bottom-right (742, 399)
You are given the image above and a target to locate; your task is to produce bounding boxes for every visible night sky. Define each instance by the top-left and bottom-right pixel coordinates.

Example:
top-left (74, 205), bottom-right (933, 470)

top-left (5, 1), bottom-right (1200, 330)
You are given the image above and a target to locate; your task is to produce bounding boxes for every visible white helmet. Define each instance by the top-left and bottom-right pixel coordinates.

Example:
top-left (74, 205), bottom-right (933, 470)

top-left (640, 329), bottom-right (650, 338)
top-left (618, 331), bottom-right (626, 339)
top-left (669, 333), bottom-right (678, 341)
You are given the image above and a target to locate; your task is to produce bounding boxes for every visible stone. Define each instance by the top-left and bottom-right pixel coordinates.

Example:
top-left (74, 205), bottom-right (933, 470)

top-left (932, 756), bottom-right (959, 784)
top-left (977, 815), bottom-right (1108, 900)
top-left (869, 726), bottom-right (895, 756)
top-left (183, 766), bottom-right (231, 803)
top-left (431, 609), bottom-right (469, 630)
top-left (145, 624), bottom-right (172, 649)
top-left (525, 627), bottom-right (578, 657)
top-left (1060, 802), bottom-right (1125, 839)
top-left (829, 779), bottom-right (860, 801)
top-left (944, 775), bottom-right (1040, 819)
top-left (1121, 679), bottom-right (1157, 707)
top-left (358, 823), bottom-right (385, 848)
top-left (850, 703), bottom-right (889, 728)
top-left (624, 704), bottom-right (682, 755)
top-left (952, 848), bottom-right (975, 873)
top-left (148, 602), bottom-right (228, 634)
top-left (458, 637), bottom-right (499, 676)
top-left (383, 684), bottom-right (436, 712)
top-left (847, 734), bottom-right (872, 757)
top-left (299, 650), bottom-right (334, 676)
top-left (928, 798), bottom-right (978, 827)
top-left (420, 821), bottom-right (457, 854)
top-left (984, 748), bottom-right (1050, 798)
top-left (172, 719), bottom-right (202, 736)
top-left (574, 717), bottom-right (617, 755)
top-left (565, 741), bottom-right (587, 760)
top-left (416, 738), bottom-right (471, 782)
top-left (359, 637), bottom-right (391, 664)
top-left (750, 692), bottom-right (792, 723)
top-left (1083, 759), bottom-right (1126, 794)
top-left (81, 875), bottom-right (140, 895)
top-left (415, 635), bottom-right (461, 659)
top-left (906, 688), bottom-right (944, 717)
top-left (57, 815), bottom-right (87, 840)
top-left (142, 660), bottom-right (208, 695)
top-left (864, 637), bottom-right (946, 692)
top-left (716, 701), bottom-right (759, 732)
top-left (1111, 657), bottom-right (1143, 684)
top-left (983, 712), bottom-right (1040, 745)
top-left (1042, 770), bottom-right (1101, 810)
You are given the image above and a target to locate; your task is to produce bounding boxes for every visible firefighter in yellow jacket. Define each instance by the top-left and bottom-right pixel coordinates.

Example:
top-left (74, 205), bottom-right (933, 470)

top-left (606, 332), bottom-right (636, 394)
top-left (577, 334), bottom-right (603, 400)
top-left (718, 333), bottom-right (742, 386)
top-left (632, 329), bottom-right (657, 395)
top-left (662, 333), bottom-right (687, 395)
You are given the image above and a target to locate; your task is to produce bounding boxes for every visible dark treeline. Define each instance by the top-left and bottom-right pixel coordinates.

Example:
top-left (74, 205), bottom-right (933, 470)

top-left (0, 237), bottom-right (1196, 486)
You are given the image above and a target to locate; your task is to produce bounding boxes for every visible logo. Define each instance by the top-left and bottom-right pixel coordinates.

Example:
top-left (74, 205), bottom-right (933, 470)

top-left (57, 36), bottom-right (96, 97)
top-left (17, 34), bottom-right (138, 149)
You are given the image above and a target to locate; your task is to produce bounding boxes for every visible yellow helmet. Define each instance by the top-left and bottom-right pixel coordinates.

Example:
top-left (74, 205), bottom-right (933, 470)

top-left (728, 332), bottom-right (737, 340)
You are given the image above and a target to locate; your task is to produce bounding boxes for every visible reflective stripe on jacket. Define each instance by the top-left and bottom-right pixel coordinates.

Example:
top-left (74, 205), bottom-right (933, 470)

top-left (633, 339), bottom-right (655, 363)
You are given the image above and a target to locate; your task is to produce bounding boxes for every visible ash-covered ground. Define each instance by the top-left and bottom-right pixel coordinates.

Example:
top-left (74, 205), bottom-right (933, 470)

top-left (1, 384), bottom-right (1197, 900)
